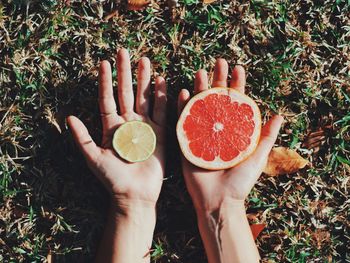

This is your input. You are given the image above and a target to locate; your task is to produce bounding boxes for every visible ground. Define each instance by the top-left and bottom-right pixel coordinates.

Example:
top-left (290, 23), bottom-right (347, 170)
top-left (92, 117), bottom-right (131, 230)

top-left (0, 0), bottom-right (349, 262)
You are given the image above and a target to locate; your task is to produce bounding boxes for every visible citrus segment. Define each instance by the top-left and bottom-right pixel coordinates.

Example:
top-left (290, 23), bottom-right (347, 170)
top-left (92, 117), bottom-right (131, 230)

top-left (177, 88), bottom-right (261, 170)
top-left (112, 121), bottom-right (156, 162)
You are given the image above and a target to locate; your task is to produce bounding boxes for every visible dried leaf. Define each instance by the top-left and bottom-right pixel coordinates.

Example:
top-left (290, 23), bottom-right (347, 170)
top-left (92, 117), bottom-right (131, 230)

top-left (203, 0), bottom-right (216, 3)
top-left (264, 147), bottom-right (308, 176)
top-left (104, 10), bottom-right (118, 21)
top-left (250, 224), bottom-right (266, 240)
top-left (44, 107), bottom-right (62, 134)
top-left (312, 229), bottom-right (331, 249)
top-left (302, 128), bottom-right (329, 154)
top-left (128, 0), bottom-right (150, 10)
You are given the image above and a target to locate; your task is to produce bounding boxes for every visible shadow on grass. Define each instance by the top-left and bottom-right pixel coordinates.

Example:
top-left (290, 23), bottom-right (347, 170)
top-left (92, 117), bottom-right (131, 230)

top-left (18, 70), bottom-right (206, 262)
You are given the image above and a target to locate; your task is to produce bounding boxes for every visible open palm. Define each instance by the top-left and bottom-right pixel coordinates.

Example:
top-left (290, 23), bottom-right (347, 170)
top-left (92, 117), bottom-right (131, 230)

top-left (68, 49), bottom-right (166, 205)
top-left (178, 59), bottom-right (283, 212)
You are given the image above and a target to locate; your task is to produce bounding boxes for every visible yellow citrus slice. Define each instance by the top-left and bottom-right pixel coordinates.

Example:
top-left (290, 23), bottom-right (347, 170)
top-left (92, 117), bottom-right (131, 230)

top-left (112, 121), bottom-right (156, 162)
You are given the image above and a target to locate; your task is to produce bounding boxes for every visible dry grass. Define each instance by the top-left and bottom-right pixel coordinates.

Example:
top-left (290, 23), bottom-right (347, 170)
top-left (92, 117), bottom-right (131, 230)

top-left (0, 0), bottom-right (349, 262)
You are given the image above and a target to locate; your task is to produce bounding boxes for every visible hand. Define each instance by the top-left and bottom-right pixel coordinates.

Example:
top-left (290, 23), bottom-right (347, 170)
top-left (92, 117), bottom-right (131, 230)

top-left (67, 49), bottom-right (167, 208)
top-left (177, 59), bottom-right (283, 213)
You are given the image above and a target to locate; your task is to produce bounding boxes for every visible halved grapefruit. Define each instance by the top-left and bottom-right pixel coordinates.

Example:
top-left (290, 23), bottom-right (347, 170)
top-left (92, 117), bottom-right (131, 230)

top-left (177, 88), bottom-right (261, 170)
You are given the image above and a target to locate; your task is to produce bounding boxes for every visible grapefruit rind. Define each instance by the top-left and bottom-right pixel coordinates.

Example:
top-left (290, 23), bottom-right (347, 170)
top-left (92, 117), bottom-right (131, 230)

top-left (112, 121), bottom-right (156, 163)
top-left (177, 88), bottom-right (261, 170)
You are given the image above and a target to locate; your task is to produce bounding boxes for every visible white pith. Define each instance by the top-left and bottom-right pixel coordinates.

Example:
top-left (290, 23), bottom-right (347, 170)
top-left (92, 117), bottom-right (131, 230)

top-left (176, 88), bottom-right (261, 170)
top-left (214, 122), bottom-right (224, 132)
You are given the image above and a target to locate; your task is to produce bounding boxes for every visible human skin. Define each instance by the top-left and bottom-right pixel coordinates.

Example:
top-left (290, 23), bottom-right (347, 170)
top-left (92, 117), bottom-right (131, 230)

top-left (67, 48), bottom-right (167, 263)
top-left (177, 59), bottom-right (284, 263)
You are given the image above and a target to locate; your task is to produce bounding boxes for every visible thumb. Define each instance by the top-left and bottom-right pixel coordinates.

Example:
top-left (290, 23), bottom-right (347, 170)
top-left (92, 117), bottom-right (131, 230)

top-left (256, 115), bottom-right (284, 162)
top-left (233, 115), bottom-right (284, 180)
top-left (67, 116), bottom-right (101, 163)
top-left (232, 115), bottom-right (283, 188)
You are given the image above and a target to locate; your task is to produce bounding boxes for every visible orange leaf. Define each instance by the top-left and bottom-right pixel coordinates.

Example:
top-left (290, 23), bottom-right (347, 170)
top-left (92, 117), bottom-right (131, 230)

top-left (250, 224), bottom-right (266, 240)
top-left (263, 147), bottom-right (308, 176)
top-left (203, 0), bottom-right (217, 3)
top-left (128, 0), bottom-right (150, 10)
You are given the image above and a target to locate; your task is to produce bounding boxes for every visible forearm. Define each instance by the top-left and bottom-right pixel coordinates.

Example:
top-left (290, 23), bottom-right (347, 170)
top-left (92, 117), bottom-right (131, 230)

top-left (96, 200), bottom-right (156, 263)
top-left (196, 199), bottom-right (260, 263)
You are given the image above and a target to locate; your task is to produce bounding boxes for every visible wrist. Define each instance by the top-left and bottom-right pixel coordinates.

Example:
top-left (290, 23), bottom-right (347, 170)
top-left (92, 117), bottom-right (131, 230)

top-left (96, 198), bottom-right (156, 263)
top-left (110, 198), bottom-right (157, 223)
top-left (195, 197), bottom-right (246, 222)
top-left (195, 198), bottom-right (260, 263)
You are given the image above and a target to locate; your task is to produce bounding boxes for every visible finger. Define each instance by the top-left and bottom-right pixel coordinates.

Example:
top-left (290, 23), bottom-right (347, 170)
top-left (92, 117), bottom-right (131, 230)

top-left (212, 58), bottom-right (228, 87)
top-left (194, 69), bottom-right (208, 94)
top-left (136, 57), bottom-right (151, 115)
top-left (230, 115), bottom-right (284, 192)
top-left (153, 76), bottom-right (167, 126)
top-left (67, 116), bottom-right (101, 163)
top-left (177, 89), bottom-right (190, 116)
top-left (98, 61), bottom-right (118, 132)
top-left (117, 48), bottom-right (134, 114)
top-left (230, 65), bottom-right (246, 93)
top-left (257, 115), bottom-right (284, 158)
top-left (236, 115), bottom-right (284, 174)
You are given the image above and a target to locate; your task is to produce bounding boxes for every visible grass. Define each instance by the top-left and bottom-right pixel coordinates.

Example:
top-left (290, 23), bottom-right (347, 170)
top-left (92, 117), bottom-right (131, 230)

top-left (0, 0), bottom-right (349, 262)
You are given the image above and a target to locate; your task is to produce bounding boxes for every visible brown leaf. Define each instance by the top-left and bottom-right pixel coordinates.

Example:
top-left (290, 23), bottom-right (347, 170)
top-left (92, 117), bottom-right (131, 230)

top-left (250, 224), bottom-right (266, 240)
top-left (312, 229), bottom-right (331, 249)
top-left (264, 147), bottom-right (308, 176)
top-left (104, 10), bottom-right (118, 21)
top-left (302, 126), bottom-right (332, 154)
top-left (128, 0), bottom-right (151, 10)
top-left (203, 0), bottom-right (217, 3)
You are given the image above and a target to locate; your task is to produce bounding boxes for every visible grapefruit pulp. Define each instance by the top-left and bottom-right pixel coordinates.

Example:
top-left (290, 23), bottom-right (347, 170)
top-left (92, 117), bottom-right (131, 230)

top-left (177, 88), bottom-right (261, 170)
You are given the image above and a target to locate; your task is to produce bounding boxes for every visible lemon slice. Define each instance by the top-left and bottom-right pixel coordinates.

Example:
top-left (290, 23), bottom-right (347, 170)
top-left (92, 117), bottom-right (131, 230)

top-left (112, 121), bottom-right (156, 162)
